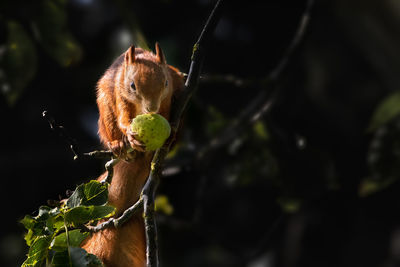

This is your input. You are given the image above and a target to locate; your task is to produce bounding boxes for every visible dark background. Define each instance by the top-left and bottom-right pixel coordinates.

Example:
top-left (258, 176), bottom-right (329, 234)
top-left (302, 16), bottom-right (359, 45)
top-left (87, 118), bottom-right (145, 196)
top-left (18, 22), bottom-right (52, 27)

top-left (2, 0), bottom-right (400, 266)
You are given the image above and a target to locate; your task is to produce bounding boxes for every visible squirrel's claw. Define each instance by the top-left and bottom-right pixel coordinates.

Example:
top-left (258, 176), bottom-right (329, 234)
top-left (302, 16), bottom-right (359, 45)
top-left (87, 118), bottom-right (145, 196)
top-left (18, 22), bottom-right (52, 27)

top-left (108, 139), bottom-right (137, 161)
top-left (107, 140), bottom-right (126, 157)
top-left (126, 129), bottom-right (146, 152)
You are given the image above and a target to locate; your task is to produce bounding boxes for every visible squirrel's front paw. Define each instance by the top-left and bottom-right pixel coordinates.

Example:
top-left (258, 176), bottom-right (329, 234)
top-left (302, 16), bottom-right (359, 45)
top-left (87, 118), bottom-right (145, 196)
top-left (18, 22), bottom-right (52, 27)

top-left (126, 128), bottom-right (146, 152)
top-left (107, 140), bottom-right (127, 158)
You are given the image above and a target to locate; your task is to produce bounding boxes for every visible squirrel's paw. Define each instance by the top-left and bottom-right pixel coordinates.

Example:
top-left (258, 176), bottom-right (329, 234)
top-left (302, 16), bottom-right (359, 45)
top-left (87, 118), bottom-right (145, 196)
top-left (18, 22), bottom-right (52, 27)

top-left (126, 128), bottom-right (146, 152)
top-left (107, 140), bottom-right (127, 158)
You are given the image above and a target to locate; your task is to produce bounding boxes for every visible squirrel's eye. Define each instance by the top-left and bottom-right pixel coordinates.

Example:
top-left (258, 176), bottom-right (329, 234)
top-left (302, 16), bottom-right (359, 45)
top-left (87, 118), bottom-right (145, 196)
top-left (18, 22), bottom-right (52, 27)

top-left (165, 80), bottom-right (168, 87)
top-left (131, 82), bottom-right (136, 91)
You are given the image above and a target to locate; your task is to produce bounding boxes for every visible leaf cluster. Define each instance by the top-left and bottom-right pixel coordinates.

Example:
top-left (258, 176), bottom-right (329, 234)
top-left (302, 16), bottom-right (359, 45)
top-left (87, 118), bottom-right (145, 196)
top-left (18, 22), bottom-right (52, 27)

top-left (20, 180), bottom-right (115, 267)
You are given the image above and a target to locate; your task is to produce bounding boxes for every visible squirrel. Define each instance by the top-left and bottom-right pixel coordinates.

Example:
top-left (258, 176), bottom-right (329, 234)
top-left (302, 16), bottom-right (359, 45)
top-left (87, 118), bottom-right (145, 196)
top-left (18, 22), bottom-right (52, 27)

top-left (81, 43), bottom-right (184, 267)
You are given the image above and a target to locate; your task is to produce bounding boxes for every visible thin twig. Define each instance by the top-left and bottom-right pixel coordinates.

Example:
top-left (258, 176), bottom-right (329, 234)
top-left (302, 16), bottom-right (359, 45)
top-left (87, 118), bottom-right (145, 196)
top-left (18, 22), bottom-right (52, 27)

top-left (83, 198), bottom-right (144, 233)
top-left (82, 150), bottom-right (114, 159)
top-left (42, 110), bottom-right (81, 160)
top-left (43, 110), bottom-right (118, 161)
top-left (268, 0), bottom-right (314, 82)
top-left (114, 197), bottom-right (144, 227)
top-left (101, 158), bottom-right (120, 184)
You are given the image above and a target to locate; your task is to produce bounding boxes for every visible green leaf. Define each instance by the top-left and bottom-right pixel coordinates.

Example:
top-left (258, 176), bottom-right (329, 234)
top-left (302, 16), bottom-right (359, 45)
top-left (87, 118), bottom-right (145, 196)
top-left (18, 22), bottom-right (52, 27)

top-left (66, 185), bottom-right (85, 208)
top-left (83, 181), bottom-right (109, 206)
top-left (21, 207), bottom-right (50, 246)
top-left (51, 247), bottom-right (103, 267)
top-left (36, 206), bottom-right (62, 234)
top-left (51, 214), bottom-right (66, 233)
top-left (21, 215), bottom-right (36, 230)
top-left (21, 206), bottom-right (64, 247)
top-left (64, 206), bottom-right (115, 226)
top-left (69, 247), bottom-right (103, 267)
top-left (67, 181), bottom-right (109, 208)
top-left (20, 214), bottom-right (40, 246)
top-left (50, 249), bottom-right (71, 267)
top-left (24, 230), bottom-right (35, 247)
top-left (22, 236), bottom-right (52, 267)
top-left (37, 206), bottom-right (51, 220)
top-left (368, 91), bottom-right (400, 132)
top-left (51, 230), bottom-right (89, 251)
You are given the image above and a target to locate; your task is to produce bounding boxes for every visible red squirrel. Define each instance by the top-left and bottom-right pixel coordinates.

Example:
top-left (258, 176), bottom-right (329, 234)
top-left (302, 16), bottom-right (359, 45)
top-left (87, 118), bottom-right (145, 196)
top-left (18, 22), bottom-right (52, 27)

top-left (81, 43), bottom-right (184, 267)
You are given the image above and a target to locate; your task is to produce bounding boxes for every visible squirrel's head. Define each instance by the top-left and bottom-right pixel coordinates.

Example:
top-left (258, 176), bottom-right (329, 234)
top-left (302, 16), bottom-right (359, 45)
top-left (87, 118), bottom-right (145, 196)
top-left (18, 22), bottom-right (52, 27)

top-left (121, 43), bottom-right (172, 115)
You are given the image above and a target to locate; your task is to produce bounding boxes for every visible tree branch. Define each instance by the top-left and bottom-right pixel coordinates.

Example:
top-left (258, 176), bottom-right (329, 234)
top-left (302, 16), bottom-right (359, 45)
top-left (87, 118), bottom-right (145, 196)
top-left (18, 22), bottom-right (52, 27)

top-left (140, 1), bottom-right (224, 266)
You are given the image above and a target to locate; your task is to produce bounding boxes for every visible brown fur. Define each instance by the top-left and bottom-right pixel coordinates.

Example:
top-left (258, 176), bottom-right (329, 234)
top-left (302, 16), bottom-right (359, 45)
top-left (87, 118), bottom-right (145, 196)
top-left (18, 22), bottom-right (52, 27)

top-left (81, 44), bottom-right (184, 267)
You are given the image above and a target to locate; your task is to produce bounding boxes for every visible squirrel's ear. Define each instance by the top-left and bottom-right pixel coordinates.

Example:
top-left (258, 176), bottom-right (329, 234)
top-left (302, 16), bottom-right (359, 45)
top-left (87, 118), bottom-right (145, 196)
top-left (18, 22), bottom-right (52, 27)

top-left (155, 42), bottom-right (166, 64)
top-left (125, 45), bottom-right (135, 65)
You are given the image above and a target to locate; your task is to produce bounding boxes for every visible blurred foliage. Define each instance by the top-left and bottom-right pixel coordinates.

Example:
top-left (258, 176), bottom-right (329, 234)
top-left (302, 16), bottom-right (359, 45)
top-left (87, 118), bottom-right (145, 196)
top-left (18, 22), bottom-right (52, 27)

top-left (155, 194), bottom-right (174, 215)
top-left (360, 102), bottom-right (400, 196)
top-left (368, 91), bottom-right (400, 132)
top-left (253, 121), bottom-right (269, 140)
top-left (277, 197), bottom-right (301, 213)
top-left (0, 21), bottom-right (37, 105)
top-left (206, 105), bottom-right (227, 137)
top-left (0, 0), bottom-right (82, 106)
top-left (33, 0), bottom-right (82, 67)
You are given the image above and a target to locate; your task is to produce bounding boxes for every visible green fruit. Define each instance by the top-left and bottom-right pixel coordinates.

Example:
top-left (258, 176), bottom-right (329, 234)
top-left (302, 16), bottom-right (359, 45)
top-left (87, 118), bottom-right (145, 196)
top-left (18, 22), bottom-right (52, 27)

top-left (130, 113), bottom-right (171, 151)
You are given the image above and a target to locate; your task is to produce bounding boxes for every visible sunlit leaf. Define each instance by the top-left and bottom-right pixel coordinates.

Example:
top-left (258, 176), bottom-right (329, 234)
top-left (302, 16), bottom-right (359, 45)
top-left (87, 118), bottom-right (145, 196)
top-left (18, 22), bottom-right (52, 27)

top-left (22, 236), bottom-right (52, 267)
top-left (67, 180), bottom-right (109, 208)
top-left (20, 206), bottom-right (64, 246)
top-left (51, 230), bottom-right (89, 251)
top-left (21, 215), bottom-right (36, 230)
top-left (83, 181), bottom-right (109, 206)
top-left (21, 215), bottom-right (39, 246)
top-left (65, 205), bottom-right (115, 226)
top-left (24, 230), bottom-right (35, 247)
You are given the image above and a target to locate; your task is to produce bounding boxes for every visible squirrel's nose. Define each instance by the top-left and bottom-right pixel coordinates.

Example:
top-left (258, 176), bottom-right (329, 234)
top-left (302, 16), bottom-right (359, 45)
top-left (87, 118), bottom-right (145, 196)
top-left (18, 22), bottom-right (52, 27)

top-left (143, 103), bottom-right (160, 114)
